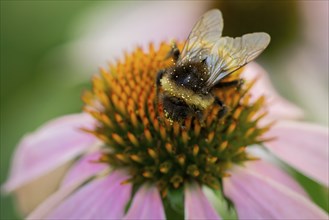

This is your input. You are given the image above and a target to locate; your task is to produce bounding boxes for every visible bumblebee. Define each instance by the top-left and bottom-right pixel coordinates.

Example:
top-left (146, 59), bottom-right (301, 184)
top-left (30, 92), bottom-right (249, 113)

top-left (156, 9), bottom-right (270, 123)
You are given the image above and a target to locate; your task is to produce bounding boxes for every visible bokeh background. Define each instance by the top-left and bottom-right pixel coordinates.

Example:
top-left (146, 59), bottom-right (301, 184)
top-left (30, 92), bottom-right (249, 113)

top-left (1, 1), bottom-right (328, 219)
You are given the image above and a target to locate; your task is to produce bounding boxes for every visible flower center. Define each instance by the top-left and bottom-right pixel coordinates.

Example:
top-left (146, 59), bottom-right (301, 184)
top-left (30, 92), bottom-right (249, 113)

top-left (83, 43), bottom-right (270, 196)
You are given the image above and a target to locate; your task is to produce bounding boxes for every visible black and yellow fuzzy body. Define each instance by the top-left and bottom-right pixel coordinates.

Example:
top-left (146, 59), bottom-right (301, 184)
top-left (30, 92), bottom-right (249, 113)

top-left (158, 62), bottom-right (215, 122)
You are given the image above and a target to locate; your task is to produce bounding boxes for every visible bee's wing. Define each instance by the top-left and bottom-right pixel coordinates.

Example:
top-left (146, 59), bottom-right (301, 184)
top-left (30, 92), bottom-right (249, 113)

top-left (178, 9), bottom-right (223, 64)
top-left (205, 33), bottom-right (270, 86)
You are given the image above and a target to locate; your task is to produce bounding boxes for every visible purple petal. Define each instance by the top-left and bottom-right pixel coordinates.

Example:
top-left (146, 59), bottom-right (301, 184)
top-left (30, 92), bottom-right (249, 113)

top-left (27, 152), bottom-right (108, 219)
top-left (66, 1), bottom-right (208, 76)
top-left (242, 62), bottom-right (304, 120)
top-left (185, 182), bottom-right (221, 220)
top-left (244, 160), bottom-right (308, 198)
top-left (42, 170), bottom-right (132, 219)
top-left (3, 113), bottom-right (98, 192)
top-left (124, 184), bottom-right (165, 219)
top-left (61, 151), bottom-right (108, 187)
top-left (264, 120), bottom-right (329, 187)
top-left (13, 162), bottom-right (72, 215)
top-left (27, 176), bottom-right (87, 219)
top-left (224, 166), bottom-right (328, 219)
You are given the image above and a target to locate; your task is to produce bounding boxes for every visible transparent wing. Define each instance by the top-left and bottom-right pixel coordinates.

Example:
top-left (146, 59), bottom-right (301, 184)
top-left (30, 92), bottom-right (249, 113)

top-left (178, 9), bottom-right (223, 64)
top-left (205, 32), bottom-right (270, 86)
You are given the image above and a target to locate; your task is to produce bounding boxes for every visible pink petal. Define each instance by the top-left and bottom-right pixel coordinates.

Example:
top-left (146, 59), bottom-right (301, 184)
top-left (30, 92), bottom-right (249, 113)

top-left (27, 153), bottom-right (108, 219)
top-left (264, 120), bottom-right (329, 187)
top-left (244, 160), bottom-right (308, 198)
top-left (224, 166), bottom-right (328, 219)
top-left (3, 113), bottom-right (98, 192)
top-left (27, 175), bottom-right (87, 219)
top-left (13, 162), bottom-right (72, 215)
top-left (242, 62), bottom-right (304, 120)
top-left (61, 151), bottom-right (108, 187)
top-left (66, 1), bottom-right (209, 77)
top-left (124, 184), bottom-right (165, 219)
top-left (185, 182), bottom-right (221, 220)
top-left (44, 170), bottom-right (132, 219)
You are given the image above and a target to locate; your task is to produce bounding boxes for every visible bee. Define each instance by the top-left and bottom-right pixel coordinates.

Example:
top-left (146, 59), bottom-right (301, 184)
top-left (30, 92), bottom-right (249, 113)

top-left (156, 9), bottom-right (270, 123)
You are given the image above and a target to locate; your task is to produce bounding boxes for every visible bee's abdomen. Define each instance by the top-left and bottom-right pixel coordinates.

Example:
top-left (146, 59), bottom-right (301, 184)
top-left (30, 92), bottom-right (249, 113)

top-left (161, 96), bottom-right (191, 122)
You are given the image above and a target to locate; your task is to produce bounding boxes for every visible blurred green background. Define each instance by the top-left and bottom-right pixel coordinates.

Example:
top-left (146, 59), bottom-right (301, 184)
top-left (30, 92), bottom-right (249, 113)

top-left (1, 1), bottom-right (328, 219)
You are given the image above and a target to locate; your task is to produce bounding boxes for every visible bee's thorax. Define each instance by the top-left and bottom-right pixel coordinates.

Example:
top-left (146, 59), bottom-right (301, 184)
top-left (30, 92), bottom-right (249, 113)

top-left (160, 73), bottom-right (214, 111)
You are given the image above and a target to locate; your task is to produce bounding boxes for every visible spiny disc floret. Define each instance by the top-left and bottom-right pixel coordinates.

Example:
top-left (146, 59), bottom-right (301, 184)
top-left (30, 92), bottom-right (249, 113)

top-left (83, 43), bottom-right (270, 195)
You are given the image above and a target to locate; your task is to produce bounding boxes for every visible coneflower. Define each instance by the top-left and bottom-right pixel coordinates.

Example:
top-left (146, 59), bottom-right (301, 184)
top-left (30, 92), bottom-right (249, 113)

top-left (3, 42), bottom-right (328, 219)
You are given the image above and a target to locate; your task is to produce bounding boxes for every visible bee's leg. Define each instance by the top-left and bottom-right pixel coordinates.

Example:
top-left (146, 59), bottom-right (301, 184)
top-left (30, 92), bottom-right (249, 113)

top-left (155, 69), bottom-right (165, 105)
top-left (195, 110), bottom-right (205, 127)
top-left (212, 79), bottom-right (244, 90)
top-left (156, 69), bottom-right (165, 88)
top-left (165, 41), bottom-right (180, 62)
top-left (214, 97), bottom-right (228, 120)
